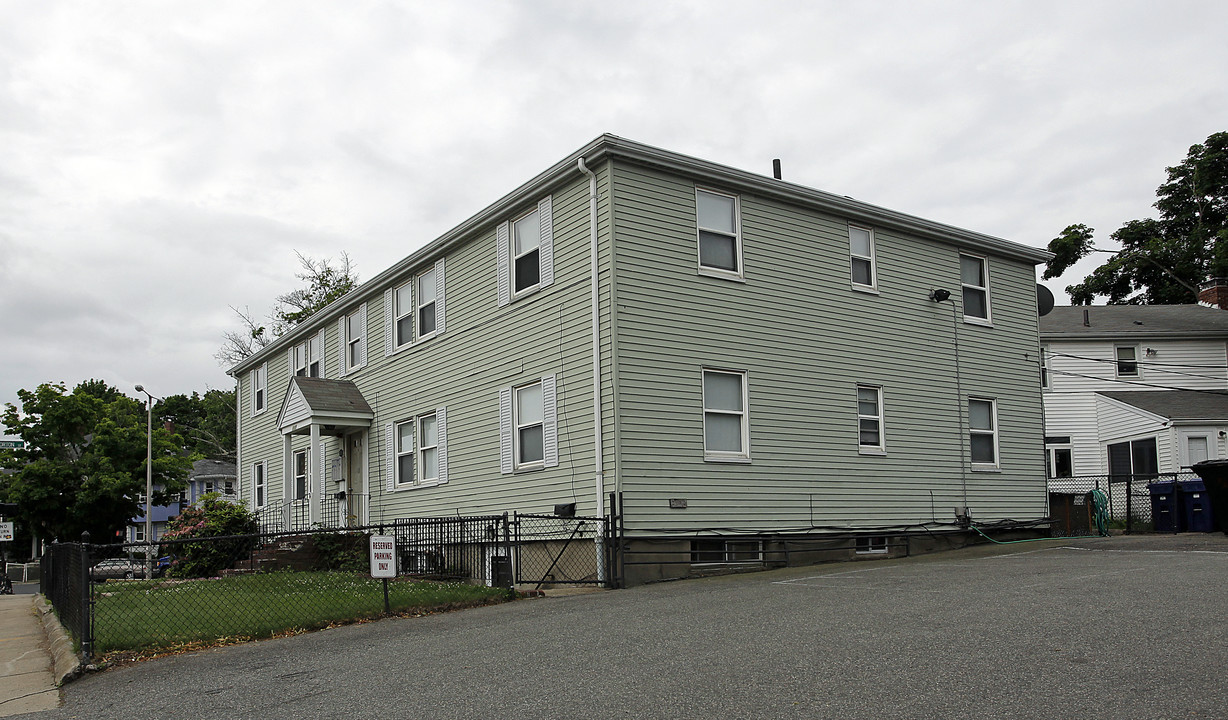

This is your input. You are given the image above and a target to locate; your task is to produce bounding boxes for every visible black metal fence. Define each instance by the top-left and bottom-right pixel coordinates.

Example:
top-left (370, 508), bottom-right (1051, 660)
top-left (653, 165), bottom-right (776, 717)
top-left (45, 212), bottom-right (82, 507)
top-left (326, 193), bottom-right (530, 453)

top-left (39, 507), bottom-right (628, 660)
top-left (1047, 472), bottom-right (1201, 533)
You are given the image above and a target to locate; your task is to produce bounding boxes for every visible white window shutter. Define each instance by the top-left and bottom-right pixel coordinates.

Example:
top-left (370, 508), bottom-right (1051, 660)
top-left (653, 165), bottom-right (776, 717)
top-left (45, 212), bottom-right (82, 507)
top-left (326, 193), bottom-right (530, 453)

top-left (538, 195), bottom-right (554, 289)
top-left (497, 221), bottom-right (511, 307)
top-left (317, 329), bottom-right (327, 378)
top-left (436, 406), bottom-right (448, 483)
top-left (248, 370), bottom-right (255, 417)
top-left (287, 348), bottom-right (294, 378)
top-left (357, 302), bottom-right (368, 367)
top-left (542, 373), bottom-right (558, 468)
top-left (320, 445), bottom-right (328, 495)
top-left (383, 288), bottom-right (394, 357)
top-left (385, 422), bottom-right (395, 492)
top-left (435, 257), bottom-right (446, 334)
top-left (499, 388), bottom-right (513, 474)
top-left (337, 317), bottom-right (347, 375)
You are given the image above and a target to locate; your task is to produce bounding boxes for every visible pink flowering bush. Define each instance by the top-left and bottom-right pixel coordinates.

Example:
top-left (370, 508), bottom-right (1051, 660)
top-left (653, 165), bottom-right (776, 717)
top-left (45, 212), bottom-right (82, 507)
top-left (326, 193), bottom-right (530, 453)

top-left (162, 493), bottom-right (257, 578)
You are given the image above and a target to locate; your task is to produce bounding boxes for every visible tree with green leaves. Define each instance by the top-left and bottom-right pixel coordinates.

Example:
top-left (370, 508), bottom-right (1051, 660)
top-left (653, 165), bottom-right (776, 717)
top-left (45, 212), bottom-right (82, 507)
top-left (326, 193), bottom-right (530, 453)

top-left (156, 389), bottom-right (237, 463)
top-left (216, 251), bottom-right (358, 365)
top-left (1044, 131), bottom-right (1228, 304)
top-left (0, 381), bottom-right (192, 544)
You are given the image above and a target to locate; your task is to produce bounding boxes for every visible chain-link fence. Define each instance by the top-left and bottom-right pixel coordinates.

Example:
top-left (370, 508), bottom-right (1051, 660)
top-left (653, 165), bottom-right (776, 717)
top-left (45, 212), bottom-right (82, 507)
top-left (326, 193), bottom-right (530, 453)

top-left (1047, 472), bottom-right (1200, 533)
top-left (513, 513), bottom-right (608, 588)
top-left (47, 520), bottom-right (521, 659)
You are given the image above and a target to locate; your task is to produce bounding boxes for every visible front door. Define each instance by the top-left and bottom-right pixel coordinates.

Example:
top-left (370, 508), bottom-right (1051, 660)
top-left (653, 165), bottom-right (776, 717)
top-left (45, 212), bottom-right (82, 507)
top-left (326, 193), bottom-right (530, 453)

top-left (345, 432), bottom-right (366, 526)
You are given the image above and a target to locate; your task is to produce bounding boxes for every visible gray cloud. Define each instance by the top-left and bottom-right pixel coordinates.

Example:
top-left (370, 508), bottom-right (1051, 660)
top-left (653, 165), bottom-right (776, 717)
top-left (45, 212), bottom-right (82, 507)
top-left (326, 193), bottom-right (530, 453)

top-left (2, 0), bottom-right (1226, 415)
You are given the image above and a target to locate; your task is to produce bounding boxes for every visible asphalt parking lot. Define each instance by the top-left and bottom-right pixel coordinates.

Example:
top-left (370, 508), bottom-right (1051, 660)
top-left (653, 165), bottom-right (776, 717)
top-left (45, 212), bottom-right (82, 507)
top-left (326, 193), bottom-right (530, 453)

top-left (30, 534), bottom-right (1228, 720)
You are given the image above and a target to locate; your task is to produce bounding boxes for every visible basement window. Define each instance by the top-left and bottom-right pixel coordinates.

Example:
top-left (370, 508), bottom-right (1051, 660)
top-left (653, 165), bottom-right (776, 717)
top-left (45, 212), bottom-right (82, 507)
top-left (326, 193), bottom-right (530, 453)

top-left (690, 538), bottom-right (763, 564)
top-left (855, 536), bottom-right (888, 554)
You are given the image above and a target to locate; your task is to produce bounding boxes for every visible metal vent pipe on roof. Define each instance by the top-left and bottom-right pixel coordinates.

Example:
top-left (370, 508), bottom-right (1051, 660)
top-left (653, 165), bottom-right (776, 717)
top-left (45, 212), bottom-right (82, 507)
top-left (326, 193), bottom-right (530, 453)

top-left (772, 159), bottom-right (782, 180)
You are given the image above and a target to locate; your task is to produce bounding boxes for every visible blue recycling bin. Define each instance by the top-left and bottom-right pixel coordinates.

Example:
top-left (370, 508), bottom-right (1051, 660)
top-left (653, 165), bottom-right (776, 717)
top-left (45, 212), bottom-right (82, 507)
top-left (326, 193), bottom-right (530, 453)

top-left (1148, 482), bottom-right (1179, 532)
top-left (1178, 480), bottom-right (1216, 533)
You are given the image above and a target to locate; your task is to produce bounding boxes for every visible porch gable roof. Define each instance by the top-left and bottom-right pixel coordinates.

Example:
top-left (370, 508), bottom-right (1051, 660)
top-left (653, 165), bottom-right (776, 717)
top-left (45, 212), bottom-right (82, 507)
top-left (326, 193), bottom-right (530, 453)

top-left (277, 376), bottom-right (374, 435)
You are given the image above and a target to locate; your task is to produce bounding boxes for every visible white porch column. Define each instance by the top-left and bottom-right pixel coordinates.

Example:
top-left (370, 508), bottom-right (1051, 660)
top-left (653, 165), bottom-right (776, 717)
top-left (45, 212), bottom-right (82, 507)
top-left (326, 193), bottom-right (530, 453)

top-left (309, 423), bottom-right (322, 525)
top-left (282, 434), bottom-right (292, 503)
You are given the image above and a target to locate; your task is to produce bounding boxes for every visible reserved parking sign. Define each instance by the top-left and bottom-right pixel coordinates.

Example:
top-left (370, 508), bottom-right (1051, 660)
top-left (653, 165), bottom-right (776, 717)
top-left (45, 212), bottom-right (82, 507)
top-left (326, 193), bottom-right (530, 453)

top-left (369, 535), bottom-right (396, 578)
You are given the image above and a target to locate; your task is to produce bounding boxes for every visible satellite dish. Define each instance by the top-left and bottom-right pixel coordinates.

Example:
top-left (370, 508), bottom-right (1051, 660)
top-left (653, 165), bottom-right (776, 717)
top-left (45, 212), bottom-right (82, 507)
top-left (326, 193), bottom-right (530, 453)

top-left (1037, 284), bottom-right (1055, 317)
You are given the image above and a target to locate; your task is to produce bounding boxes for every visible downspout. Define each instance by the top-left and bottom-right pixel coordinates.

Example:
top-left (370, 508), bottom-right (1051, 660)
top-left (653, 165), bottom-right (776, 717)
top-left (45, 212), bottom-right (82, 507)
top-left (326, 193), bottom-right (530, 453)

top-left (577, 157), bottom-right (606, 582)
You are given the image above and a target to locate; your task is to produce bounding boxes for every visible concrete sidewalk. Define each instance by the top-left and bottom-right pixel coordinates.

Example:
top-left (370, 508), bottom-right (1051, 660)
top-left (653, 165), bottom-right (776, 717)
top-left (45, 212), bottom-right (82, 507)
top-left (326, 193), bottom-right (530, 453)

top-left (0, 594), bottom-right (68, 717)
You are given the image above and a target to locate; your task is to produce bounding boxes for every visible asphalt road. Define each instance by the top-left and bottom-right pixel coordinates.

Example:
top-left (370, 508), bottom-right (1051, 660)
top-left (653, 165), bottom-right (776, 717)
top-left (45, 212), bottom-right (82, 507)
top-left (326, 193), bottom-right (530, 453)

top-left (28, 534), bottom-right (1228, 720)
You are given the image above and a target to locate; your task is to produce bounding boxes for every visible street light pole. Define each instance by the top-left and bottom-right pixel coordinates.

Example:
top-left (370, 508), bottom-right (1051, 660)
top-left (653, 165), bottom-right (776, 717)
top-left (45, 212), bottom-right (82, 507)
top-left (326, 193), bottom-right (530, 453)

top-left (135, 385), bottom-right (156, 581)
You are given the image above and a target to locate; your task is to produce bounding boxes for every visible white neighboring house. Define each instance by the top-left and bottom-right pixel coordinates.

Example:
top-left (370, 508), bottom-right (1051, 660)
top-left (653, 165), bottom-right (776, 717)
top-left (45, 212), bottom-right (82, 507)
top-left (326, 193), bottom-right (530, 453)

top-left (1040, 303), bottom-right (1228, 479)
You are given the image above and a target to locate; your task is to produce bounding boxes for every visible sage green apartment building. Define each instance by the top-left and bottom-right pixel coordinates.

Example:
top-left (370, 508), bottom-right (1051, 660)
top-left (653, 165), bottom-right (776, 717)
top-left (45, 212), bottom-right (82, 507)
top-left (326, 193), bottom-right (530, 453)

top-left (229, 135), bottom-right (1052, 585)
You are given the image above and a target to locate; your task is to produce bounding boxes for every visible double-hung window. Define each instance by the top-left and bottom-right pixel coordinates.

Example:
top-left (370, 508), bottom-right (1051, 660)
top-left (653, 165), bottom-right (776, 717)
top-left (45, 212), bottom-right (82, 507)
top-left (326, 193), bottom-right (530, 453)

top-left (498, 198), bottom-right (554, 306)
top-left (1044, 436), bottom-right (1073, 478)
top-left (395, 420), bottom-right (415, 486)
top-left (394, 281), bottom-right (414, 349)
top-left (292, 335), bottom-right (323, 377)
top-left (703, 370), bottom-right (749, 460)
top-left (253, 461), bottom-right (266, 508)
top-left (1115, 345), bottom-right (1139, 378)
top-left (499, 376), bottom-right (558, 473)
top-left (696, 189), bottom-right (742, 278)
top-left (857, 385), bottom-right (885, 452)
top-left (292, 450), bottom-right (308, 499)
top-left (960, 254), bottom-right (991, 323)
top-left (388, 408), bottom-right (448, 490)
top-left (418, 267), bottom-right (437, 338)
top-left (387, 259), bottom-right (446, 354)
top-left (419, 412), bottom-right (439, 483)
top-left (250, 363), bottom-right (267, 416)
top-left (339, 303), bottom-right (367, 374)
top-left (969, 398), bottom-right (999, 469)
top-left (849, 225), bottom-right (876, 290)
top-left (513, 210), bottom-right (542, 295)
top-left (514, 383), bottom-right (545, 468)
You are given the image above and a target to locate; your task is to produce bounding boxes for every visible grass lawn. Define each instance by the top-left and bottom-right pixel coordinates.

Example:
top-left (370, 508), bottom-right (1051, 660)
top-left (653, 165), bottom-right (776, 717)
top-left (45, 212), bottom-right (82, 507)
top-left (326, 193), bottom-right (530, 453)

top-left (92, 572), bottom-right (511, 653)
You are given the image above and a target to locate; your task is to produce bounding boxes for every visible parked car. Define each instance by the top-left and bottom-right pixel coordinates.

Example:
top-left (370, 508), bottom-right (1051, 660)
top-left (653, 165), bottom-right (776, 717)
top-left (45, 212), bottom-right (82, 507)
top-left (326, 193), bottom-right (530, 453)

top-left (90, 558), bottom-right (143, 581)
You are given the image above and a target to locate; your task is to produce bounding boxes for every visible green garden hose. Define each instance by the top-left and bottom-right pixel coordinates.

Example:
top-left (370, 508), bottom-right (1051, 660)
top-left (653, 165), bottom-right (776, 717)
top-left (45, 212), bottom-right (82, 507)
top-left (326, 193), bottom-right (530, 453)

top-left (972, 488), bottom-right (1113, 545)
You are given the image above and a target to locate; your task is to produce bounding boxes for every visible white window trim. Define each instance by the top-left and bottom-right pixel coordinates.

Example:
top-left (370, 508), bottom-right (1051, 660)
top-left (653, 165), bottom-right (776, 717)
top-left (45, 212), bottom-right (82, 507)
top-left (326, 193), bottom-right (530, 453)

top-left (856, 384), bottom-right (886, 454)
top-left (969, 397), bottom-right (1000, 471)
top-left (419, 411), bottom-right (439, 483)
top-left (499, 376), bottom-right (558, 474)
top-left (292, 449), bottom-right (308, 500)
top-left (498, 197), bottom-right (554, 307)
top-left (849, 224), bottom-right (878, 292)
top-left (855, 536), bottom-right (889, 555)
top-left (702, 369), bottom-right (751, 462)
top-left (417, 268), bottom-right (438, 342)
top-left (341, 303), bottom-right (368, 375)
top-left (695, 188), bottom-right (744, 281)
top-left (513, 382), bottom-right (545, 471)
top-left (394, 418), bottom-right (415, 488)
top-left (252, 460), bottom-right (266, 509)
top-left (960, 254), bottom-right (992, 326)
top-left (393, 280), bottom-right (414, 351)
top-left (1115, 344), bottom-right (1141, 379)
top-left (1041, 345), bottom-right (1051, 391)
top-left (250, 363), bottom-right (267, 417)
top-left (388, 407), bottom-right (449, 491)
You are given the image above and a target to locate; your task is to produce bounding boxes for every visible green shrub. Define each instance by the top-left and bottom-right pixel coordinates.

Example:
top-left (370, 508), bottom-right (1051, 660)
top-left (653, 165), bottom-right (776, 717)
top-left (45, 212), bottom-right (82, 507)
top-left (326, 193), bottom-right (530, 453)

top-left (161, 494), bottom-right (258, 578)
top-left (312, 531), bottom-right (370, 572)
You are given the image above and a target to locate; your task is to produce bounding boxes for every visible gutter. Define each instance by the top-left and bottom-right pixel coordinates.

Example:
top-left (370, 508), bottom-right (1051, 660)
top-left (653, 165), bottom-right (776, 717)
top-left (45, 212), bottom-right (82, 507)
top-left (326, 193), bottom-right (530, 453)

top-left (230, 133), bottom-right (1051, 376)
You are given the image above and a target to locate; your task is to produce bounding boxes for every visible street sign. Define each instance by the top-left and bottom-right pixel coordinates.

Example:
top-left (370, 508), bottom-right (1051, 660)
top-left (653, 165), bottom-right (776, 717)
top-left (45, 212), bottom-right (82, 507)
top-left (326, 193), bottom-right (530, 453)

top-left (369, 535), bottom-right (396, 578)
top-left (0, 522), bottom-right (13, 542)
top-left (0, 440), bottom-right (22, 450)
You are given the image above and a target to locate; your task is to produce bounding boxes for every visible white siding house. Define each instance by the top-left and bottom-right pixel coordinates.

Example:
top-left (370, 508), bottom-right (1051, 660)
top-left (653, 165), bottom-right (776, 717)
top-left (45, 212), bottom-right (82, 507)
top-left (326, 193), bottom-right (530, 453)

top-left (1041, 304), bottom-right (1228, 477)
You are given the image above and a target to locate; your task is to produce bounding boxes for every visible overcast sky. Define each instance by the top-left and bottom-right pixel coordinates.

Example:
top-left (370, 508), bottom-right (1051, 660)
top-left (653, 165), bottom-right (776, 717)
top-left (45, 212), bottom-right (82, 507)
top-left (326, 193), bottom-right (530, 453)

top-left (2, 0), bottom-right (1226, 420)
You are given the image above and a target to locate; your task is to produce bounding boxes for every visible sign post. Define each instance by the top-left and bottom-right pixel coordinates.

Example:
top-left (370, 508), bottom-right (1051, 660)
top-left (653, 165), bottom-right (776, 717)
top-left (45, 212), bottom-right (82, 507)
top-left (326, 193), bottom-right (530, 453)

top-left (369, 534), bottom-right (396, 615)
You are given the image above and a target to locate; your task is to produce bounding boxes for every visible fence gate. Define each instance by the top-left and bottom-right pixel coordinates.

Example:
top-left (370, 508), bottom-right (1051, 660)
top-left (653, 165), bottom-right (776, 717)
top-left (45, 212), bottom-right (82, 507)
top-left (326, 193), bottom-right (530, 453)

top-left (513, 513), bottom-right (613, 588)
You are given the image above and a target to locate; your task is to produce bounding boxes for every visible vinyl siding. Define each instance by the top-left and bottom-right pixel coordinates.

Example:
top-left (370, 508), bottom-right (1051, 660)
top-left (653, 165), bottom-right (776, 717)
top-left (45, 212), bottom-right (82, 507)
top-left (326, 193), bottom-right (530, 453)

top-left (1094, 395), bottom-right (1174, 471)
top-left (1042, 392), bottom-right (1103, 476)
top-left (235, 163), bottom-right (617, 521)
top-left (609, 161), bottom-right (1046, 532)
top-left (1046, 339), bottom-right (1228, 393)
